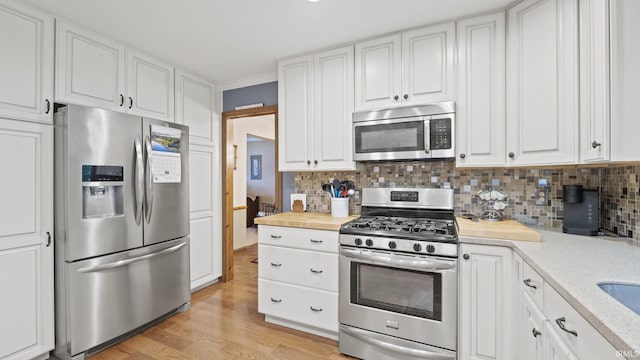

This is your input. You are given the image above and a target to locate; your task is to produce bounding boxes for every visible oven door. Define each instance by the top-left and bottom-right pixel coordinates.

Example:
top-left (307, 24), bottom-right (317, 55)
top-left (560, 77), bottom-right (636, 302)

top-left (339, 246), bottom-right (457, 351)
top-left (353, 117), bottom-right (431, 161)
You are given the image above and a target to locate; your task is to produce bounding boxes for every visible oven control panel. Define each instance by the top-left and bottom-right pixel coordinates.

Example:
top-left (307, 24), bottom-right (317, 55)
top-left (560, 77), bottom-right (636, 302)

top-left (390, 191), bottom-right (419, 202)
top-left (339, 234), bottom-right (458, 258)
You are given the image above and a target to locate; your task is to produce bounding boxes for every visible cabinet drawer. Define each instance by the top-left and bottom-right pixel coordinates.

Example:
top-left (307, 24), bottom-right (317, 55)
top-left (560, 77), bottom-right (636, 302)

top-left (543, 283), bottom-right (618, 360)
top-left (258, 245), bottom-right (338, 292)
top-left (523, 261), bottom-right (544, 309)
top-left (258, 279), bottom-right (338, 332)
top-left (258, 225), bottom-right (339, 253)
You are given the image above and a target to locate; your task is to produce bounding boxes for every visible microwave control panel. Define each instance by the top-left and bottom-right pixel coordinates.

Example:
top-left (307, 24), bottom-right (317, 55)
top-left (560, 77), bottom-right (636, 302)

top-left (430, 118), bottom-right (452, 150)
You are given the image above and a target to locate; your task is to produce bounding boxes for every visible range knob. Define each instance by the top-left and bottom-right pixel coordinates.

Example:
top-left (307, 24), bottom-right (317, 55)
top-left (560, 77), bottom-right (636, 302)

top-left (426, 244), bottom-right (436, 253)
top-left (354, 238), bottom-right (363, 246)
top-left (365, 239), bottom-right (374, 247)
top-left (388, 241), bottom-right (397, 249)
top-left (413, 243), bottom-right (422, 252)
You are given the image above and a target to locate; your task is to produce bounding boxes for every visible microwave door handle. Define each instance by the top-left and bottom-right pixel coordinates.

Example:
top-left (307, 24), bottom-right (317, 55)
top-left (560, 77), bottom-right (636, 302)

top-left (424, 118), bottom-right (431, 154)
top-left (340, 325), bottom-right (455, 360)
top-left (340, 247), bottom-right (455, 271)
top-left (134, 136), bottom-right (144, 225)
top-left (144, 135), bottom-right (154, 223)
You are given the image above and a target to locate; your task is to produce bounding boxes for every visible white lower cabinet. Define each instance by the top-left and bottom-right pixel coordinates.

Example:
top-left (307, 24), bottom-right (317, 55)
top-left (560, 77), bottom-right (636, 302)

top-left (459, 243), bottom-right (513, 360)
top-left (257, 225), bottom-right (339, 339)
top-left (514, 254), bottom-right (618, 360)
top-left (0, 119), bottom-right (53, 360)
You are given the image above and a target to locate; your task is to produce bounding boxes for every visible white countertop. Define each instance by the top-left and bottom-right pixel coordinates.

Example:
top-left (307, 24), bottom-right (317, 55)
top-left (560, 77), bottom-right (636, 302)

top-left (460, 229), bottom-right (640, 355)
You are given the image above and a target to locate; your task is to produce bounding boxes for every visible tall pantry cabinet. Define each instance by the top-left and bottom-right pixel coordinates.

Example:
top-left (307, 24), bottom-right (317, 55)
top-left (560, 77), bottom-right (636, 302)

top-left (0, 1), bottom-right (54, 359)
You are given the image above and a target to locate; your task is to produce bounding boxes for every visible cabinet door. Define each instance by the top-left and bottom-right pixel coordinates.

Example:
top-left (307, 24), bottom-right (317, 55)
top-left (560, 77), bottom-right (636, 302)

top-left (313, 45), bottom-right (355, 171)
top-left (402, 22), bottom-right (455, 105)
top-left (278, 55), bottom-right (313, 171)
top-left (544, 322), bottom-right (578, 360)
top-left (126, 49), bottom-right (174, 121)
top-left (175, 69), bottom-right (216, 145)
top-left (456, 12), bottom-right (506, 167)
top-left (188, 144), bottom-right (221, 289)
top-left (506, 0), bottom-right (578, 166)
top-left (611, 0), bottom-right (640, 161)
top-left (459, 244), bottom-right (512, 360)
top-left (0, 119), bottom-right (53, 360)
top-left (354, 33), bottom-right (402, 111)
top-left (579, 0), bottom-right (610, 163)
top-left (55, 20), bottom-right (126, 111)
top-left (521, 294), bottom-right (545, 360)
top-left (0, 1), bottom-right (53, 124)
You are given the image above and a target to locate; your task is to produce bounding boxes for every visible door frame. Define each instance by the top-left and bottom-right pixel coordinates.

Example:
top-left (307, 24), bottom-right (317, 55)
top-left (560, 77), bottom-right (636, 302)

top-left (221, 105), bottom-right (280, 282)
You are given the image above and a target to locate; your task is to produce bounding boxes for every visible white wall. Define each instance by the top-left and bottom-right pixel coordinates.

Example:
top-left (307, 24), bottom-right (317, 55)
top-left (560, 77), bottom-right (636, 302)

top-left (232, 114), bottom-right (275, 207)
top-left (247, 140), bottom-right (276, 205)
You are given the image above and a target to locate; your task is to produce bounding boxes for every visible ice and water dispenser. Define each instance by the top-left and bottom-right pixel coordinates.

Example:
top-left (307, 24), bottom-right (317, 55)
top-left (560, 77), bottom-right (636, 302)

top-left (82, 165), bottom-right (124, 219)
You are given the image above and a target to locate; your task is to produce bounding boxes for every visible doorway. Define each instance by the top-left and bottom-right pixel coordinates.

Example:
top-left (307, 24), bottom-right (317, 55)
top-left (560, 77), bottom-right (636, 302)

top-left (222, 105), bottom-right (280, 282)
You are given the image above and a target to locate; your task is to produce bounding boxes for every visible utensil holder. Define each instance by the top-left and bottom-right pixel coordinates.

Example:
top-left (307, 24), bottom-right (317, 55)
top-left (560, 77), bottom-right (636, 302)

top-left (331, 197), bottom-right (349, 218)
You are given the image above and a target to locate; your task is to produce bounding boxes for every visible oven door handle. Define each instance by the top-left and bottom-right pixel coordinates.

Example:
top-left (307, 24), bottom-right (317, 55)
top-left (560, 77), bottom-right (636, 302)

top-left (340, 325), bottom-right (456, 360)
top-left (340, 247), bottom-right (456, 271)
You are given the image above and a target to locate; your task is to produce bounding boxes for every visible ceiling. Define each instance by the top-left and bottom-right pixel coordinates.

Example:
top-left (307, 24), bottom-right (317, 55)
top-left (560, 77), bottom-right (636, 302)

top-left (24, 0), bottom-right (514, 86)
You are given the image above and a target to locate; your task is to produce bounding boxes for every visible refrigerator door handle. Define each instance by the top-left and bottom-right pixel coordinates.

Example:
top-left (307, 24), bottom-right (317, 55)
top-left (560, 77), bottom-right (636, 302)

top-left (144, 135), bottom-right (154, 223)
top-left (77, 242), bottom-right (187, 273)
top-left (134, 136), bottom-right (144, 225)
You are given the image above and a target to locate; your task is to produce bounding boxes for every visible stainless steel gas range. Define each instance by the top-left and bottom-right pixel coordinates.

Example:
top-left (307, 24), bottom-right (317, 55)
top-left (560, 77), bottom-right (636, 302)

top-left (338, 187), bottom-right (458, 360)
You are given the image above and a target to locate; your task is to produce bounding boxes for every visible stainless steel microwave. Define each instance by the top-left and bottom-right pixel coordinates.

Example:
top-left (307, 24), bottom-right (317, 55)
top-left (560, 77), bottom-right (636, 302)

top-left (353, 102), bottom-right (455, 161)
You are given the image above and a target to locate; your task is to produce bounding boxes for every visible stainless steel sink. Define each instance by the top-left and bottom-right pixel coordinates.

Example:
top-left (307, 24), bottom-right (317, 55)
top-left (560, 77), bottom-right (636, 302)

top-left (598, 282), bottom-right (640, 315)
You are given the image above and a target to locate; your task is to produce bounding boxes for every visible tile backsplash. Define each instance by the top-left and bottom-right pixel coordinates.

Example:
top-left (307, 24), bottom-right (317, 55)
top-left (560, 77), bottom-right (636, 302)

top-left (294, 161), bottom-right (640, 246)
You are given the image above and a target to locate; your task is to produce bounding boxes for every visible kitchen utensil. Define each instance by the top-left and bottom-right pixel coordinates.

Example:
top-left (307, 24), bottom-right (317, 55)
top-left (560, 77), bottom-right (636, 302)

top-left (322, 183), bottom-right (334, 198)
top-left (461, 213), bottom-right (479, 222)
top-left (347, 189), bottom-right (355, 196)
top-left (333, 179), bottom-right (340, 197)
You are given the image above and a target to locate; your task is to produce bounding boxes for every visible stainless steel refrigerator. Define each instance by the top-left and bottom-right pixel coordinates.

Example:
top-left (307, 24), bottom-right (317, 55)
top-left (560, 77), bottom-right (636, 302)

top-left (53, 105), bottom-right (191, 360)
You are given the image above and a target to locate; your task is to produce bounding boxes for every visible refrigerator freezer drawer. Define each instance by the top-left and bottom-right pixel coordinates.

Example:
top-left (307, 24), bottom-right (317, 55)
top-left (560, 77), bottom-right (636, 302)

top-left (64, 237), bottom-right (190, 357)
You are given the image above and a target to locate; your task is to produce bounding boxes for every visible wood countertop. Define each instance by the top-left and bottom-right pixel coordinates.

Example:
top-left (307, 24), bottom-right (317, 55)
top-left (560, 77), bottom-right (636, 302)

top-left (456, 216), bottom-right (541, 242)
top-left (254, 212), bottom-right (359, 231)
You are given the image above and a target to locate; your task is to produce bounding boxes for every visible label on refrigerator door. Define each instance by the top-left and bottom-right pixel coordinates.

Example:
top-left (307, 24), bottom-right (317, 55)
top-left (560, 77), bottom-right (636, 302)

top-left (150, 125), bottom-right (182, 183)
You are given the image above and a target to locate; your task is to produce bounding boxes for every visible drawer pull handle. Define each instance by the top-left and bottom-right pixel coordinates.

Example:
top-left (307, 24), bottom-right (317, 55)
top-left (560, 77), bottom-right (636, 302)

top-left (523, 279), bottom-right (537, 289)
top-left (310, 306), bottom-right (323, 312)
top-left (310, 239), bottom-right (323, 244)
top-left (310, 268), bottom-right (323, 274)
top-left (532, 328), bottom-right (542, 337)
top-left (270, 262), bottom-right (282, 267)
top-left (270, 297), bottom-right (282, 303)
top-left (555, 317), bottom-right (578, 337)
top-left (270, 235), bottom-right (282, 239)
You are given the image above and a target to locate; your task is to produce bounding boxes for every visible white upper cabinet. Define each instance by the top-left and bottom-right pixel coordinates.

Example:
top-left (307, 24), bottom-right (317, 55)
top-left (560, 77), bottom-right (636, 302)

top-left (610, 0), bottom-right (640, 161)
top-left (279, 45), bottom-right (355, 172)
top-left (126, 49), bottom-right (174, 121)
top-left (0, 1), bottom-right (53, 124)
top-left (506, 0), bottom-right (579, 166)
top-left (456, 12), bottom-right (506, 167)
top-left (579, 0), bottom-right (610, 163)
top-left (355, 22), bottom-right (455, 111)
top-left (175, 69), bottom-right (216, 145)
top-left (56, 20), bottom-right (175, 121)
top-left (55, 19), bottom-right (126, 111)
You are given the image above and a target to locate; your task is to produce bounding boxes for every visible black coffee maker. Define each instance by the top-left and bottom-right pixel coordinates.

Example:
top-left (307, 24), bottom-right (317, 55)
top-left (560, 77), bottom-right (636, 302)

top-left (562, 185), bottom-right (599, 236)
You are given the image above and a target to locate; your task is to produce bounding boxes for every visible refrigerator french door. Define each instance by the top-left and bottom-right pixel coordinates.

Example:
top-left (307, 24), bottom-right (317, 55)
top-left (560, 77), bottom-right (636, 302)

top-left (54, 105), bottom-right (190, 360)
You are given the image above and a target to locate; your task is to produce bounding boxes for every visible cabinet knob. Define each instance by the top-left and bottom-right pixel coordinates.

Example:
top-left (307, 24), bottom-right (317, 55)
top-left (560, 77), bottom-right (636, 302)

top-left (46, 231), bottom-right (52, 247)
top-left (459, 153), bottom-right (466, 159)
top-left (307, 160), bottom-right (311, 165)
top-left (403, 94), bottom-right (408, 100)
top-left (532, 328), bottom-right (542, 337)
top-left (523, 278), bottom-right (538, 289)
top-left (120, 94), bottom-right (125, 107)
top-left (394, 95), bottom-right (399, 101)
top-left (463, 254), bottom-right (470, 260)
top-left (128, 97), bottom-right (133, 109)
top-left (555, 317), bottom-right (578, 337)
top-left (508, 152), bottom-right (515, 159)
top-left (314, 160), bottom-right (318, 165)
top-left (45, 99), bottom-right (51, 114)
top-left (591, 141), bottom-right (601, 149)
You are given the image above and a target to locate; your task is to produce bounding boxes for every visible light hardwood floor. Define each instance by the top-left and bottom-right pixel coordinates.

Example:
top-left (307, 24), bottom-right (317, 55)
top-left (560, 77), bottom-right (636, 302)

top-left (87, 244), bottom-right (350, 360)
